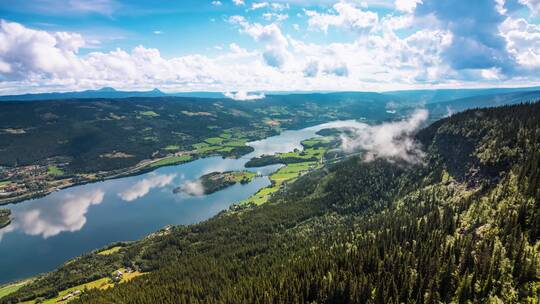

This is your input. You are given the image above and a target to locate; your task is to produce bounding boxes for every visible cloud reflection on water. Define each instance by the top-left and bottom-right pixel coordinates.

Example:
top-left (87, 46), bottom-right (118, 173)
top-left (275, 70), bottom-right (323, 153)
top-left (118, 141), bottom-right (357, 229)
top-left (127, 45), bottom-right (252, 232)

top-left (1, 189), bottom-right (105, 239)
top-left (118, 173), bottom-right (176, 202)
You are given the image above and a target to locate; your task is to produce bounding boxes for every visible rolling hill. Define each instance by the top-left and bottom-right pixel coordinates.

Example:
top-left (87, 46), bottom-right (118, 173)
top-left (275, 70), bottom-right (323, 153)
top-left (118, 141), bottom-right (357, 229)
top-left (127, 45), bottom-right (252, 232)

top-left (3, 101), bottom-right (539, 303)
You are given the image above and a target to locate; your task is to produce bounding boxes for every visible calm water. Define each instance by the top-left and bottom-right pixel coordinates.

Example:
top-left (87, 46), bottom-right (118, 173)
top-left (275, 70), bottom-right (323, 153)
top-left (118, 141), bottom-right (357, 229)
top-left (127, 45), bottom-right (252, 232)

top-left (0, 120), bottom-right (358, 283)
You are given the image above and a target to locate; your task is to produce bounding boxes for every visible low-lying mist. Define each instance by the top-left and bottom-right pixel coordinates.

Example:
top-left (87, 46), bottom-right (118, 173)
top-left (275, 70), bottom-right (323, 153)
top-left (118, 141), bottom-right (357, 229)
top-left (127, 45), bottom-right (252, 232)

top-left (340, 109), bottom-right (429, 164)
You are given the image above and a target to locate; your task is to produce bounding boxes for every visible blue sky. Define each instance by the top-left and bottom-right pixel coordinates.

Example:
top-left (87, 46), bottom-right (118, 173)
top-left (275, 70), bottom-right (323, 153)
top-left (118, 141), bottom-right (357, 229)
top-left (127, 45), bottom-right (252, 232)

top-left (0, 0), bottom-right (539, 95)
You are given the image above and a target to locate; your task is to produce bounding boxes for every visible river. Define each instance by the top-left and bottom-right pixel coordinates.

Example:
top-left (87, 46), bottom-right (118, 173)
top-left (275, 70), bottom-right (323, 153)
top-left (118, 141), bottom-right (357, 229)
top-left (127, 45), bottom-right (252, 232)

top-left (0, 120), bottom-right (359, 284)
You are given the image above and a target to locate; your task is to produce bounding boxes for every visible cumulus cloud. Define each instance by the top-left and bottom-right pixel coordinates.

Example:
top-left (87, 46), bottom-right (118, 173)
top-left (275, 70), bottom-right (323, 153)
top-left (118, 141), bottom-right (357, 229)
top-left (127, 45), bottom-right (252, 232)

top-left (250, 2), bottom-right (288, 10)
top-left (340, 109), bottom-right (429, 164)
top-left (324, 62), bottom-right (349, 76)
top-left (251, 2), bottom-right (269, 10)
top-left (232, 0), bottom-right (245, 5)
top-left (224, 90), bottom-right (265, 100)
top-left (119, 173), bottom-right (176, 202)
top-left (262, 13), bottom-right (289, 22)
top-left (0, 20), bottom-right (85, 79)
top-left (305, 1), bottom-right (379, 33)
top-left (395, 0), bottom-right (422, 13)
top-left (415, 0), bottom-right (515, 74)
top-left (228, 16), bottom-right (290, 68)
top-left (500, 17), bottom-right (540, 68)
top-left (519, 0), bottom-right (540, 14)
top-left (2, 0), bottom-right (540, 95)
top-left (303, 60), bottom-right (319, 77)
top-left (4, 189), bottom-right (105, 239)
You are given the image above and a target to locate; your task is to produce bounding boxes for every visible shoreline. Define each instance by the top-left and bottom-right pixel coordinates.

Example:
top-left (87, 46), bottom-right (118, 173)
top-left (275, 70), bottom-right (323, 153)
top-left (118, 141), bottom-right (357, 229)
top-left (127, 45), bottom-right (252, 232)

top-left (0, 118), bottom-right (347, 207)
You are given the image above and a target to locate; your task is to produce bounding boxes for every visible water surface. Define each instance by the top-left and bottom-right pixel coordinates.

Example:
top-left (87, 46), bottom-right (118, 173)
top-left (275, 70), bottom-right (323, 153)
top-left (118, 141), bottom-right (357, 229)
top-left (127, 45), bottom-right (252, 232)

top-left (0, 120), bottom-right (357, 283)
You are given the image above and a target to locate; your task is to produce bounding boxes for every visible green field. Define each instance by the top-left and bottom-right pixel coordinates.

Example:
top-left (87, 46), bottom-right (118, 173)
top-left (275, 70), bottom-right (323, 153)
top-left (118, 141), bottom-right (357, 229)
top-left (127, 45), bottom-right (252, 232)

top-left (149, 155), bottom-right (192, 168)
top-left (97, 246), bottom-right (122, 256)
top-left (219, 133), bottom-right (232, 139)
top-left (192, 136), bottom-right (248, 155)
top-left (0, 281), bottom-right (29, 299)
top-left (301, 137), bottom-right (332, 147)
top-left (232, 171), bottom-right (257, 182)
top-left (204, 137), bottom-right (224, 144)
top-left (19, 269), bottom-right (145, 304)
top-left (240, 161), bottom-right (317, 206)
top-left (139, 111), bottom-right (159, 117)
top-left (217, 147), bottom-right (234, 152)
top-left (239, 136), bottom-right (328, 206)
top-left (164, 145), bottom-right (180, 151)
top-left (223, 139), bottom-right (247, 147)
top-left (47, 166), bottom-right (64, 176)
top-left (278, 147), bottom-right (325, 160)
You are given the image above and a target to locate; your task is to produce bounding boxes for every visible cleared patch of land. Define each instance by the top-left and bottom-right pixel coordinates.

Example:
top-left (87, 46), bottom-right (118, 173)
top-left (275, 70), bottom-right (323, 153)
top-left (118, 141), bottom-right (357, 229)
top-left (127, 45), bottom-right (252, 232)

top-left (149, 155), bottom-right (193, 168)
top-left (20, 268), bottom-right (144, 304)
top-left (239, 136), bottom-right (335, 206)
top-left (139, 111), bottom-right (159, 117)
top-left (97, 246), bottom-right (122, 256)
top-left (0, 280), bottom-right (31, 299)
top-left (47, 166), bottom-right (64, 177)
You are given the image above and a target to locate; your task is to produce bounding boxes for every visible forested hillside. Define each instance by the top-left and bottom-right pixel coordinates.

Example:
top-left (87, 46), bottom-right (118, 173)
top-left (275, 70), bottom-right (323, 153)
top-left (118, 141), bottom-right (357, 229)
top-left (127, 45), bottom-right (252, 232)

top-left (3, 102), bottom-right (539, 303)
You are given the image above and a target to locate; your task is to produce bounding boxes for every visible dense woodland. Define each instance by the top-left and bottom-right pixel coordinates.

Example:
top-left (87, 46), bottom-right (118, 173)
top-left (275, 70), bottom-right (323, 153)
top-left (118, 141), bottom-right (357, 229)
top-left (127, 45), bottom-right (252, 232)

top-left (4, 90), bottom-right (535, 174)
top-left (0, 94), bottom-right (398, 174)
top-left (3, 102), bottom-right (538, 303)
top-left (0, 209), bottom-right (10, 229)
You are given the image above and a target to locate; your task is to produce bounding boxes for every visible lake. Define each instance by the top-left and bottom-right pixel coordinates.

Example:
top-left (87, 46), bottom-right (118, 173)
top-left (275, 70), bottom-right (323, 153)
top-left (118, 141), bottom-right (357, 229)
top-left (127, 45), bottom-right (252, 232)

top-left (0, 120), bottom-right (358, 284)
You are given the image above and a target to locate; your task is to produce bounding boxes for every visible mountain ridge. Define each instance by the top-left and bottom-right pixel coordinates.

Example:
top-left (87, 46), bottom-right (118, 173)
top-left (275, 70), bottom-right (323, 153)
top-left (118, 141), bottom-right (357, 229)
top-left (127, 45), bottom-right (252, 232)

top-left (3, 101), bottom-right (539, 303)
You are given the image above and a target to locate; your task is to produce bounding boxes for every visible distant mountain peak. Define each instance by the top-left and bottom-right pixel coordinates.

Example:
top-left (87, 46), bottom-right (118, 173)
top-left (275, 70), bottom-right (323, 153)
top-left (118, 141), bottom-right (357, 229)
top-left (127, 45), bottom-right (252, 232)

top-left (97, 87), bottom-right (117, 92)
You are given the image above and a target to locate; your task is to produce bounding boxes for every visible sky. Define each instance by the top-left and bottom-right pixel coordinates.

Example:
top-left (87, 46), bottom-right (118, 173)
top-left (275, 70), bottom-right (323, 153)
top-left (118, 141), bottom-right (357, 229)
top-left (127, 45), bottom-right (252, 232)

top-left (0, 0), bottom-right (539, 94)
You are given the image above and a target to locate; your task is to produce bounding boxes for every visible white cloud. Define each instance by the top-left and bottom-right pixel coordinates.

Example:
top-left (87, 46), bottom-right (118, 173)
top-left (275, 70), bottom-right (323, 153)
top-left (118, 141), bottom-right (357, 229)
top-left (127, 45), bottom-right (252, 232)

top-left (212, 0), bottom-right (223, 5)
top-left (153, 30), bottom-right (163, 35)
top-left (305, 1), bottom-right (379, 33)
top-left (229, 16), bottom-right (288, 46)
top-left (270, 2), bottom-right (289, 10)
top-left (0, 20), bottom-right (85, 80)
top-left (340, 109), bottom-right (428, 164)
top-left (232, 0), bottom-right (245, 5)
top-left (519, 0), bottom-right (540, 15)
top-left (1, 7), bottom-right (540, 96)
top-left (251, 2), bottom-right (269, 9)
top-left (228, 16), bottom-right (291, 69)
top-left (324, 61), bottom-right (349, 76)
top-left (251, 2), bottom-right (289, 11)
top-left (500, 17), bottom-right (540, 68)
top-left (224, 90), bottom-right (265, 100)
top-left (303, 60), bottom-right (319, 77)
top-left (395, 0), bottom-right (422, 13)
top-left (263, 13), bottom-right (289, 21)
top-left (119, 173), bottom-right (176, 202)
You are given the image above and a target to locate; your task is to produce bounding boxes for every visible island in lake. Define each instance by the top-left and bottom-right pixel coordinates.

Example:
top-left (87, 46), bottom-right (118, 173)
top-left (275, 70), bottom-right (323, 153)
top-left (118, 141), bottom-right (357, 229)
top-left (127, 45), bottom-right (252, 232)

top-left (0, 208), bottom-right (11, 229)
top-left (174, 171), bottom-right (257, 195)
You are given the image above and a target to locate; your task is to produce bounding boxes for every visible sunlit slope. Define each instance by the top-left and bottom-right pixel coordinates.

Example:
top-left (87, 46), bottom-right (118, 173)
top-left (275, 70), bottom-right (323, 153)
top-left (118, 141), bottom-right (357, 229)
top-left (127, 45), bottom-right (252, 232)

top-left (3, 101), bottom-right (538, 303)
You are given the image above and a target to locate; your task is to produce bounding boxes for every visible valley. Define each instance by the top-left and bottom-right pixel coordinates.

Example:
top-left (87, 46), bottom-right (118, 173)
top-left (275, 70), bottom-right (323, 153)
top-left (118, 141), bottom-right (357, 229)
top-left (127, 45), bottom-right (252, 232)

top-left (0, 116), bottom-right (357, 285)
top-left (1, 101), bottom-right (538, 303)
top-left (0, 94), bottom-right (397, 206)
top-left (0, 93), bottom-right (539, 303)
top-left (2, 0), bottom-right (540, 302)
